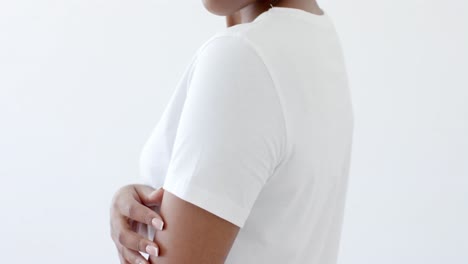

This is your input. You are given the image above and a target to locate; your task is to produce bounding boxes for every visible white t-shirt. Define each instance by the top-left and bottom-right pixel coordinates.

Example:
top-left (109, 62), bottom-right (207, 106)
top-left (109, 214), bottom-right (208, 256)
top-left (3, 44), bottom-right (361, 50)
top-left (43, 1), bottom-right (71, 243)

top-left (139, 6), bottom-right (354, 264)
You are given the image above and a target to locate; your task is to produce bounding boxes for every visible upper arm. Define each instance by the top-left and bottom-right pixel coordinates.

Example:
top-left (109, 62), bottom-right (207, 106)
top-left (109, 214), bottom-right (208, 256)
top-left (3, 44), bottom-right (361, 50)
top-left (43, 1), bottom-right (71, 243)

top-left (148, 189), bottom-right (240, 264)
top-left (148, 35), bottom-right (286, 263)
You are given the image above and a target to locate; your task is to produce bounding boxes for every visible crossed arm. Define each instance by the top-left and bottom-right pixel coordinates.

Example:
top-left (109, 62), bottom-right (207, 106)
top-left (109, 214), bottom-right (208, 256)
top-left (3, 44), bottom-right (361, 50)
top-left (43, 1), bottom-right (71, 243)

top-left (110, 185), bottom-right (240, 264)
top-left (147, 189), bottom-right (240, 264)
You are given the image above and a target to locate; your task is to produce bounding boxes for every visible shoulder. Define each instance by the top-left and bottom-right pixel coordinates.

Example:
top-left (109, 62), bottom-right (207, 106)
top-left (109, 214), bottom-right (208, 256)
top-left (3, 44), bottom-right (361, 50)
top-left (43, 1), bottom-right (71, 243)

top-left (184, 32), bottom-right (277, 106)
top-left (193, 33), bottom-right (262, 67)
top-left (185, 32), bottom-right (274, 94)
top-left (190, 17), bottom-right (272, 69)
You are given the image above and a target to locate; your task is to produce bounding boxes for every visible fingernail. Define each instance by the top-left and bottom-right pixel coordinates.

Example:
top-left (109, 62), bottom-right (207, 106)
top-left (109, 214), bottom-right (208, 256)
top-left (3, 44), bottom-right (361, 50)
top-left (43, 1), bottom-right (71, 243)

top-left (146, 245), bottom-right (159, 257)
top-left (137, 260), bottom-right (146, 264)
top-left (152, 218), bottom-right (164, 230)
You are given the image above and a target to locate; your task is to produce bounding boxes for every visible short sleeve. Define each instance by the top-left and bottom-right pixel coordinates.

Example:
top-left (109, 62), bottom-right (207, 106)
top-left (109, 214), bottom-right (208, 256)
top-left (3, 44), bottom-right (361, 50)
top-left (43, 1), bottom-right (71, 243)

top-left (162, 35), bottom-right (287, 228)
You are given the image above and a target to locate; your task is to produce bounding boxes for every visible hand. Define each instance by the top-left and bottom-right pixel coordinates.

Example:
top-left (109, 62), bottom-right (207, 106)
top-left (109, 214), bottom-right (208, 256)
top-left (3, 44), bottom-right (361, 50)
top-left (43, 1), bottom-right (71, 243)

top-left (110, 184), bottom-right (165, 264)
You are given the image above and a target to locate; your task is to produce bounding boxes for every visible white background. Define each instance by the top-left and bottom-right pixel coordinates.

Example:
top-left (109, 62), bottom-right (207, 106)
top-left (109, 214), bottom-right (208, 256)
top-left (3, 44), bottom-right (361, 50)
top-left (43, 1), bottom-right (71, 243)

top-left (1, 0), bottom-right (467, 263)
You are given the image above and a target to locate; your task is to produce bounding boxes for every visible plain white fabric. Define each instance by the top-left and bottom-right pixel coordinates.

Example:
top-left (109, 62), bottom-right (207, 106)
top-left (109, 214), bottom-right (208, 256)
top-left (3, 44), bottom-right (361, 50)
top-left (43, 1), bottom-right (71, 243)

top-left (139, 6), bottom-right (354, 264)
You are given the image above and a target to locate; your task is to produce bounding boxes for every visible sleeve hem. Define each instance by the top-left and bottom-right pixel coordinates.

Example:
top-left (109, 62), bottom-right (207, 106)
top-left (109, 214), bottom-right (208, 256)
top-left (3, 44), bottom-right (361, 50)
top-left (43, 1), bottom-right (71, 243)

top-left (163, 175), bottom-right (248, 228)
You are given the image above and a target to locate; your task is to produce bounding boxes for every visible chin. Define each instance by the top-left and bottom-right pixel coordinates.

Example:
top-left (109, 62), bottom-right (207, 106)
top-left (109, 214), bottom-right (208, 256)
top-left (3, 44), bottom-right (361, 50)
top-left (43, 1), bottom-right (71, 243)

top-left (202, 0), bottom-right (226, 16)
top-left (202, 0), bottom-right (244, 16)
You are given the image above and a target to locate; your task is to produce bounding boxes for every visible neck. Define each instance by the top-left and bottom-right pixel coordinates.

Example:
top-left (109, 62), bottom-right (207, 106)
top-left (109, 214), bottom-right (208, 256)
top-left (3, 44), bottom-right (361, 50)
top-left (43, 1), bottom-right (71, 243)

top-left (225, 0), bottom-right (323, 27)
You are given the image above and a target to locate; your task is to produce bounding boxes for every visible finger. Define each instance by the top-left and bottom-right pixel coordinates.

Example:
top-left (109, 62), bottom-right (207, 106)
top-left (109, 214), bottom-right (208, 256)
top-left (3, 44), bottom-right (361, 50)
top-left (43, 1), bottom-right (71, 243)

top-left (134, 185), bottom-right (164, 207)
top-left (118, 241), bottom-right (148, 264)
top-left (134, 220), bottom-right (149, 237)
top-left (121, 247), bottom-right (149, 264)
top-left (119, 254), bottom-right (131, 264)
top-left (117, 244), bottom-right (131, 264)
top-left (146, 187), bottom-right (164, 205)
top-left (121, 199), bottom-right (164, 230)
top-left (117, 220), bottom-right (160, 257)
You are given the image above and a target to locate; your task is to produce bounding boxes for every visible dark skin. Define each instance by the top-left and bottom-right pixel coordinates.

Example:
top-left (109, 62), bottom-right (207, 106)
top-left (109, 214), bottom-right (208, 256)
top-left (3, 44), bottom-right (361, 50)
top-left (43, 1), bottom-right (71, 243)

top-left (217, 0), bottom-right (323, 27)
top-left (110, 1), bottom-right (323, 263)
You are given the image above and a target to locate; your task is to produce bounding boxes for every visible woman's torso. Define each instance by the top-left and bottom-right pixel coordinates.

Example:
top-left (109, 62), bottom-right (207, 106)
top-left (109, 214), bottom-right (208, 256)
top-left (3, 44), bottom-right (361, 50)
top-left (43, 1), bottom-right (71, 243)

top-left (139, 7), bottom-right (354, 263)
